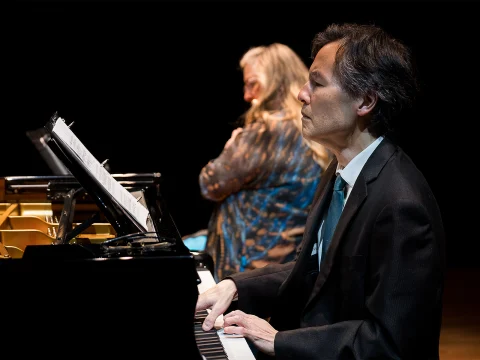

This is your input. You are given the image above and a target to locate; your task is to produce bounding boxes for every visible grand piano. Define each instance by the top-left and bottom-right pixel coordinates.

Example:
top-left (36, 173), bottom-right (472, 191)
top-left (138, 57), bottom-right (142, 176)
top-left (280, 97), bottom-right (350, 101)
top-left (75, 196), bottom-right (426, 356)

top-left (0, 114), bottom-right (253, 359)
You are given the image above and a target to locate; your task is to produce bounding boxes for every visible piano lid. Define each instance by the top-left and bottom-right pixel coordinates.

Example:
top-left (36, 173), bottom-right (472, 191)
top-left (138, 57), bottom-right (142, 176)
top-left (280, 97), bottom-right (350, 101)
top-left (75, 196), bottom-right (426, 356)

top-left (26, 126), bottom-right (72, 175)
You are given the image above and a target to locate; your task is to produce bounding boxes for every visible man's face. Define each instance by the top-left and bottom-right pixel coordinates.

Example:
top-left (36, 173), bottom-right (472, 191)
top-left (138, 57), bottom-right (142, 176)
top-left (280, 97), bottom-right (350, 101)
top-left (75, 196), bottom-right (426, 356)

top-left (298, 41), bottom-right (362, 148)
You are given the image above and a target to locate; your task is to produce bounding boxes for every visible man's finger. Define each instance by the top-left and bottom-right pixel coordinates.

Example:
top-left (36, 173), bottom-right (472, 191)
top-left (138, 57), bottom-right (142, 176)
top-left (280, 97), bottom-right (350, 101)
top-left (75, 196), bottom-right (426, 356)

top-left (203, 307), bottom-right (222, 331)
top-left (195, 296), bottom-right (210, 312)
top-left (223, 314), bottom-right (243, 328)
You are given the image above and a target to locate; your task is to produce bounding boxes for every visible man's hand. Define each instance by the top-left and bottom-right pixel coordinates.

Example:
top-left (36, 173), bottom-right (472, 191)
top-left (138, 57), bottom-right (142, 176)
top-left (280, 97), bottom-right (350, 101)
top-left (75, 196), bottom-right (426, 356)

top-left (223, 310), bottom-right (278, 357)
top-left (196, 279), bottom-right (238, 331)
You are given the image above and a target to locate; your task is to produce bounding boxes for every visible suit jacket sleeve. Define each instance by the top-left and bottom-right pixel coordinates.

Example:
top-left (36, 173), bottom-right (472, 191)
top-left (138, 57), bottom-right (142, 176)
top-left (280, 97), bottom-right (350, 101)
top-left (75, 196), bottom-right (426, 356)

top-left (226, 262), bottom-right (295, 318)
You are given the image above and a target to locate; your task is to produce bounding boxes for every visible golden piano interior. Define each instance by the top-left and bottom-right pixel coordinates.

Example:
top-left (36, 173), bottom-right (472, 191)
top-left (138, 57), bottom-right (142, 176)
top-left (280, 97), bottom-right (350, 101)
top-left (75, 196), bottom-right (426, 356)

top-left (0, 176), bottom-right (116, 259)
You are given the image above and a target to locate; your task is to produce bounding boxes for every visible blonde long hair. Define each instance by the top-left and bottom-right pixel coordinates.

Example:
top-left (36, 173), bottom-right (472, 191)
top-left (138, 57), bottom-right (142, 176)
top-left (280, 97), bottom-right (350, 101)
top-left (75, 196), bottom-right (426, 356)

top-left (240, 43), bottom-right (331, 169)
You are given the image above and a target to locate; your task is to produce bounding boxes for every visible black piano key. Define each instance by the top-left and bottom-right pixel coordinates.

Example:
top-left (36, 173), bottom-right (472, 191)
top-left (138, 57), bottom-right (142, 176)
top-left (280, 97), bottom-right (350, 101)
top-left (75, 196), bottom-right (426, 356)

top-left (194, 311), bottom-right (228, 360)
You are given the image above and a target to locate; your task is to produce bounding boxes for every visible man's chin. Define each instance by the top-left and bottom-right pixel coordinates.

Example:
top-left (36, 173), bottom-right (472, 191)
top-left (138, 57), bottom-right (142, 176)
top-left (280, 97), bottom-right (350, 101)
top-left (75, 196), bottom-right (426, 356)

top-left (301, 124), bottom-right (312, 139)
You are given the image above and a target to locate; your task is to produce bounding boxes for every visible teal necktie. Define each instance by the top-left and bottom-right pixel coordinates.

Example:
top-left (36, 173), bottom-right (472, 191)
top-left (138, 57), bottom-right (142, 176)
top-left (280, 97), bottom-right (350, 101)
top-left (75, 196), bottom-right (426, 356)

top-left (320, 174), bottom-right (346, 262)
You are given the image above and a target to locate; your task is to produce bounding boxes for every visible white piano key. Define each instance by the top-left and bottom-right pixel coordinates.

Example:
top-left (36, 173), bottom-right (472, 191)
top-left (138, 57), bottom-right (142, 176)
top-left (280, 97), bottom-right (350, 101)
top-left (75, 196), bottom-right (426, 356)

top-left (197, 269), bottom-right (255, 360)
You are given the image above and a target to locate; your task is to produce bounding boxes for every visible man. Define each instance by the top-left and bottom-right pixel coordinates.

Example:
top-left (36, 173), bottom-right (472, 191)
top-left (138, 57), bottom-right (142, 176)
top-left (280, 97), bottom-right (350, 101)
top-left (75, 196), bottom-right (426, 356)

top-left (196, 23), bottom-right (446, 360)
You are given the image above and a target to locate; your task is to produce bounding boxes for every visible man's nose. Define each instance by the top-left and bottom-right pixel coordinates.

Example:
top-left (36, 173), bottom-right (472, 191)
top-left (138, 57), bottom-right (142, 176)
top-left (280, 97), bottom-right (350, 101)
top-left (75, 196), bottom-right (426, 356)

top-left (298, 85), bottom-right (309, 104)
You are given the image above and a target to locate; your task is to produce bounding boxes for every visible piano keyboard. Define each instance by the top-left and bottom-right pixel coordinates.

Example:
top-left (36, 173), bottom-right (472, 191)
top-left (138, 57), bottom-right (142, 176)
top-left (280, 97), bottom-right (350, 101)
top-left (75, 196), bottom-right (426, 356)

top-left (195, 309), bottom-right (229, 359)
top-left (196, 269), bottom-right (256, 360)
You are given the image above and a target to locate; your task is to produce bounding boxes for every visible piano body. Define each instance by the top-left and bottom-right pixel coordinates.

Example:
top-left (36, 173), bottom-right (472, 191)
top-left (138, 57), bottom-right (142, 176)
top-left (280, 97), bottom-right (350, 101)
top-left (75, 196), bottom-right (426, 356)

top-left (0, 115), bottom-right (233, 359)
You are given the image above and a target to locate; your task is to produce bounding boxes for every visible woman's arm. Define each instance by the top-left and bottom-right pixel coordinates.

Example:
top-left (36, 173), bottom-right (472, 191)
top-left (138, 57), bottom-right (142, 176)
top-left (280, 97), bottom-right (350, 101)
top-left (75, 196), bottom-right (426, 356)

top-left (199, 122), bottom-right (272, 201)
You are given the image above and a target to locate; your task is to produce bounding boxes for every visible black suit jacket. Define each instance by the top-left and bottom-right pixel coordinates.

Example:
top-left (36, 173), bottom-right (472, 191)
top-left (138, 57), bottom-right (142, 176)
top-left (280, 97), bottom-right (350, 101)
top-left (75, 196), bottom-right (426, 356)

top-left (228, 138), bottom-right (446, 360)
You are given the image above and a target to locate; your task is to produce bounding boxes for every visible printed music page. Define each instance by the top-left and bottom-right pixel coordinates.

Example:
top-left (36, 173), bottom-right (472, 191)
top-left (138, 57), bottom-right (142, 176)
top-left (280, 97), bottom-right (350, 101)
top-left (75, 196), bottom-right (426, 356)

top-left (52, 118), bottom-right (149, 231)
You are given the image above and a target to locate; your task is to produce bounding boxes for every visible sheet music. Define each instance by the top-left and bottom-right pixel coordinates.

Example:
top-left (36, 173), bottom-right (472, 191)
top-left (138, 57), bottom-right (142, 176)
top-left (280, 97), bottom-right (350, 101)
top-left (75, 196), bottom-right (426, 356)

top-left (52, 118), bottom-right (149, 231)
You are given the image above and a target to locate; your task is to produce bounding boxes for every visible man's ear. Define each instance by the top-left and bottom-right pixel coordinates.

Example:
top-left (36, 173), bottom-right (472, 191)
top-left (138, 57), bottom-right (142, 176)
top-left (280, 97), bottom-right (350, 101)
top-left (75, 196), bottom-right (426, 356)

top-left (357, 93), bottom-right (377, 116)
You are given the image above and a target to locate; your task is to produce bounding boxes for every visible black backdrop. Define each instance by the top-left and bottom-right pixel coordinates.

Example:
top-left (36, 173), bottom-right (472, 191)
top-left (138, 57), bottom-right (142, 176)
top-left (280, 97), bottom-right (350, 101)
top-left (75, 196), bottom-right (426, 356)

top-left (10, 1), bottom-right (478, 266)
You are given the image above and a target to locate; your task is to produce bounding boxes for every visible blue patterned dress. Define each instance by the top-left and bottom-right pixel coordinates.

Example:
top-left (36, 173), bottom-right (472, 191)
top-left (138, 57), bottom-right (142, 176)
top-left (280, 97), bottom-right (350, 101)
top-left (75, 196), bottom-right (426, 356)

top-left (199, 117), bottom-right (323, 281)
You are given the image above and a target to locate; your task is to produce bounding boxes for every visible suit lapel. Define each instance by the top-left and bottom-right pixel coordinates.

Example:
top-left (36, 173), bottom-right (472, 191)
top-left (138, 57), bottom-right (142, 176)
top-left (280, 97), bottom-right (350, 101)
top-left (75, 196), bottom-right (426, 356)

top-left (300, 162), bottom-right (337, 259)
top-left (278, 161), bottom-right (337, 293)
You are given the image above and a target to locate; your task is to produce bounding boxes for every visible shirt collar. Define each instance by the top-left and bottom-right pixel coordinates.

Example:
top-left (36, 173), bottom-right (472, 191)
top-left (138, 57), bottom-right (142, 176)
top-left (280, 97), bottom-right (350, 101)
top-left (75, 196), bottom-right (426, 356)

top-left (336, 136), bottom-right (384, 188)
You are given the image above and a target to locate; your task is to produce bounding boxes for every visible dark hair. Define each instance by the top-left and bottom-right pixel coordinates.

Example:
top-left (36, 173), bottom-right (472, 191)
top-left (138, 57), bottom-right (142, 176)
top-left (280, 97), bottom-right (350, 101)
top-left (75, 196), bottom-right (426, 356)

top-left (311, 23), bottom-right (419, 137)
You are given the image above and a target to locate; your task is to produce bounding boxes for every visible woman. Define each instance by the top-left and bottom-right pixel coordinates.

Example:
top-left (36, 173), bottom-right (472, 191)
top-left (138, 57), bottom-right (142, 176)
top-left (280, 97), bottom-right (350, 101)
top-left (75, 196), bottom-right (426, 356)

top-left (199, 43), bottom-right (331, 281)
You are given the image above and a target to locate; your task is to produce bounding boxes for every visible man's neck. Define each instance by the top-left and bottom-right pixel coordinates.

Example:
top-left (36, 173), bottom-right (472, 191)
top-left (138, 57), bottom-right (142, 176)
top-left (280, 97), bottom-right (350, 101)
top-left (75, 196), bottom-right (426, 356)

top-left (335, 133), bottom-right (378, 168)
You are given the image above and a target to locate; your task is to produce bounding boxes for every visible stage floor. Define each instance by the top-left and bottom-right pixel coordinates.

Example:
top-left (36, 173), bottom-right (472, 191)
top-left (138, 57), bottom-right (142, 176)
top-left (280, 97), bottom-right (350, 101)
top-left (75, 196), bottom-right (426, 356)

top-left (440, 267), bottom-right (480, 360)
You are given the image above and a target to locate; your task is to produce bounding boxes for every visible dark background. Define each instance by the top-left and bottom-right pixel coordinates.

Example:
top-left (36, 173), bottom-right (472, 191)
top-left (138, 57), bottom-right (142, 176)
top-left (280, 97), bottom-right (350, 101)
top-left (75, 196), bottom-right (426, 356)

top-left (10, 1), bottom-right (478, 267)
